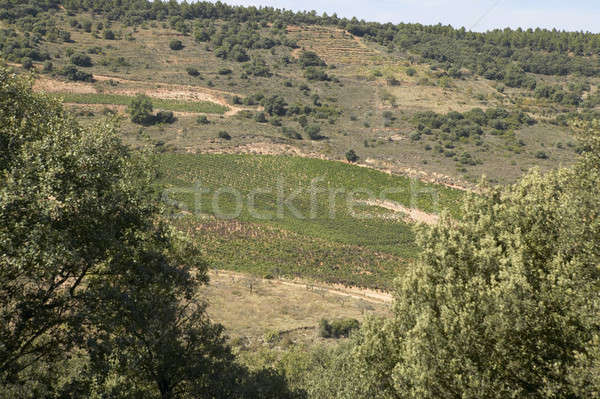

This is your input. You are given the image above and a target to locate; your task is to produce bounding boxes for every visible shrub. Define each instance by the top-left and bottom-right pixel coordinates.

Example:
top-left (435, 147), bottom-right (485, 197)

top-left (345, 149), bottom-right (359, 163)
top-left (243, 57), bottom-right (271, 77)
top-left (305, 124), bottom-right (324, 140)
top-left (255, 112), bottom-right (267, 123)
top-left (196, 115), bottom-right (209, 124)
top-left (281, 127), bottom-right (302, 140)
top-left (42, 61), bottom-right (53, 72)
top-left (218, 68), bottom-right (232, 75)
top-left (155, 110), bottom-right (175, 124)
top-left (304, 67), bottom-right (329, 81)
top-left (82, 20), bottom-right (92, 33)
top-left (87, 46), bottom-right (102, 54)
top-left (21, 57), bottom-right (34, 70)
top-left (406, 67), bottom-right (417, 76)
top-left (103, 30), bottom-right (115, 40)
top-left (218, 131), bottom-right (231, 140)
top-left (60, 66), bottom-right (93, 82)
top-left (386, 77), bottom-right (400, 86)
top-left (70, 53), bottom-right (92, 67)
top-left (128, 94), bottom-right (154, 125)
top-left (535, 151), bottom-right (549, 159)
top-left (319, 318), bottom-right (360, 338)
top-left (263, 95), bottom-right (287, 116)
top-left (186, 67), bottom-right (200, 76)
top-left (169, 39), bottom-right (183, 50)
top-left (298, 51), bottom-right (326, 68)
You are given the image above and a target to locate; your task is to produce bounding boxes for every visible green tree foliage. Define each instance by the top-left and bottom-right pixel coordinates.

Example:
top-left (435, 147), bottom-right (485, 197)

top-left (103, 29), bottom-right (115, 40)
top-left (262, 95), bottom-right (287, 116)
top-left (317, 126), bottom-right (600, 398)
top-left (243, 56), bottom-right (272, 77)
top-left (345, 149), bottom-right (359, 163)
top-left (70, 52), bottom-right (92, 67)
top-left (128, 93), bottom-right (154, 125)
top-left (319, 318), bottom-right (360, 338)
top-left (304, 67), bottom-right (330, 81)
top-left (298, 50), bottom-right (326, 68)
top-left (169, 39), bottom-right (183, 50)
top-left (59, 65), bottom-right (93, 82)
top-left (0, 68), bottom-right (303, 399)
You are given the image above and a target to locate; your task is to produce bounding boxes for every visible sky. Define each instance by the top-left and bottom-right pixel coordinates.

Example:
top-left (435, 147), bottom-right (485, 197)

top-left (210, 0), bottom-right (600, 32)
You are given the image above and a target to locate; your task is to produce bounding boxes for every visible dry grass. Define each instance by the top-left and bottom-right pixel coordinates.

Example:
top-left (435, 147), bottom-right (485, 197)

top-left (200, 270), bottom-right (391, 345)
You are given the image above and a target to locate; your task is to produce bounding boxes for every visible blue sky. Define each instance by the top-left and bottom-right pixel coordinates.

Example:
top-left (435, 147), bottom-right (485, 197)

top-left (212, 0), bottom-right (600, 32)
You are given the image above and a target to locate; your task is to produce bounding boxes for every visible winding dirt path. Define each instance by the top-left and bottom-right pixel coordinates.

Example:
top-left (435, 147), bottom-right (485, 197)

top-left (358, 199), bottom-right (439, 225)
top-left (209, 269), bottom-right (393, 304)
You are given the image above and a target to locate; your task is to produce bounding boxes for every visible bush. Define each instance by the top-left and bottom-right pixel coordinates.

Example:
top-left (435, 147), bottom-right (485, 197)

top-left (155, 110), bottom-right (175, 124)
top-left (305, 124), bottom-right (324, 140)
top-left (263, 95), bottom-right (287, 116)
top-left (218, 131), bottom-right (231, 140)
top-left (217, 68), bottom-right (232, 75)
top-left (128, 94), bottom-right (154, 125)
top-left (304, 67), bottom-right (329, 81)
top-left (60, 66), bottom-right (93, 82)
top-left (186, 67), bottom-right (200, 76)
top-left (42, 61), bottom-right (53, 72)
top-left (255, 112), bottom-right (267, 123)
top-left (298, 51), bottom-right (326, 68)
top-left (319, 318), bottom-right (360, 338)
top-left (535, 151), bottom-right (549, 159)
top-left (21, 57), bottom-right (34, 70)
top-left (196, 115), bottom-right (209, 124)
top-left (406, 67), bottom-right (417, 76)
top-left (70, 53), bottom-right (92, 67)
top-left (345, 149), bottom-right (359, 163)
top-left (281, 127), bottom-right (302, 140)
top-left (243, 57), bottom-right (271, 77)
top-left (103, 30), bottom-right (115, 40)
top-left (169, 39), bottom-right (183, 50)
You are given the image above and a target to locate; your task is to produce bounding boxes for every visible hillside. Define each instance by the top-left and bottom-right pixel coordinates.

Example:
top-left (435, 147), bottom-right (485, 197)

top-left (2, 0), bottom-right (597, 187)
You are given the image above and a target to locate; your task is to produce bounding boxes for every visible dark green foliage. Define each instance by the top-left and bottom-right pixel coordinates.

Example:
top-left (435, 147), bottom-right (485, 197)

top-left (169, 39), bottom-right (183, 50)
top-left (304, 67), bottom-right (329, 81)
top-left (0, 70), bottom-right (304, 398)
top-left (42, 60), bottom-right (52, 72)
top-left (59, 65), bottom-right (93, 82)
top-left (305, 124), bottom-right (324, 140)
top-left (535, 150), bottom-right (549, 159)
top-left (345, 149), bottom-right (359, 163)
top-left (243, 56), bottom-right (271, 77)
top-left (218, 67), bottom-right (232, 75)
top-left (298, 50), bottom-right (326, 68)
top-left (535, 83), bottom-right (583, 106)
top-left (127, 93), bottom-right (154, 125)
top-left (103, 29), bottom-right (115, 40)
top-left (218, 131), bottom-right (231, 140)
top-left (262, 95), bottom-right (287, 116)
top-left (21, 57), bottom-right (33, 69)
top-left (281, 126), bottom-right (302, 139)
top-left (196, 115), bottom-right (210, 124)
top-left (186, 66), bottom-right (200, 76)
top-left (82, 19), bottom-right (92, 32)
top-left (70, 52), bottom-right (92, 67)
top-left (155, 110), bottom-right (175, 124)
top-left (331, 137), bottom-right (600, 397)
top-left (406, 67), bottom-right (417, 76)
top-left (255, 111), bottom-right (267, 123)
top-left (319, 318), bottom-right (360, 338)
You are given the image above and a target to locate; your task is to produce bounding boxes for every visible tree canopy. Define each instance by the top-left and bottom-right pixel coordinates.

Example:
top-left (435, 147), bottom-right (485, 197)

top-left (0, 68), bottom-right (302, 398)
